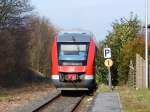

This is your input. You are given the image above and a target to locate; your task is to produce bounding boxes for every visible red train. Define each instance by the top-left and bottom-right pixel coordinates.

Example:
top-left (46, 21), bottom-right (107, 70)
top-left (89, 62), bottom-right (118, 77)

top-left (51, 31), bottom-right (97, 91)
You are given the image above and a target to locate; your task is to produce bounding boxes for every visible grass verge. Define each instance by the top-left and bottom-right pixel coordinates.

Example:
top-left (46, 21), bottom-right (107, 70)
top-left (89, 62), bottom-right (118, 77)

top-left (97, 84), bottom-right (113, 92)
top-left (118, 86), bottom-right (150, 112)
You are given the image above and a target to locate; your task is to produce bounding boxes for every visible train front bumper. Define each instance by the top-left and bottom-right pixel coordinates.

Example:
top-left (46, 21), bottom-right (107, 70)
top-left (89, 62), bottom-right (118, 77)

top-left (51, 75), bottom-right (95, 90)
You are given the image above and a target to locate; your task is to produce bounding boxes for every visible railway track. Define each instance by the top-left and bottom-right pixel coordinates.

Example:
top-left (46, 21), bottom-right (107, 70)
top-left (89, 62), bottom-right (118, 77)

top-left (33, 92), bottom-right (85, 112)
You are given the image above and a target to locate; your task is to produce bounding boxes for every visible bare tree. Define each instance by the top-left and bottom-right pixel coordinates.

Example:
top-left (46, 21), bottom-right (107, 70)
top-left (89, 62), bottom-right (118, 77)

top-left (0, 0), bottom-right (55, 86)
top-left (25, 16), bottom-right (55, 76)
top-left (0, 0), bottom-right (33, 29)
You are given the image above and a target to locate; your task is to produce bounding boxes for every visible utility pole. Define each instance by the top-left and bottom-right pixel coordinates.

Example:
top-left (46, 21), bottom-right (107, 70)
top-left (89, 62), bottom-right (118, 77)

top-left (145, 0), bottom-right (148, 88)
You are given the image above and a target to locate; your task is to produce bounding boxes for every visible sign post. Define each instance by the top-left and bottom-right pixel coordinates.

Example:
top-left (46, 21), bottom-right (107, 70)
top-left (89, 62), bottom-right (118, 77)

top-left (104, 59), bottom-right (113, 91)
top-left (108, 67), bottom-right (112, 91)
top-left (104, 48), bottom-right (113, 91)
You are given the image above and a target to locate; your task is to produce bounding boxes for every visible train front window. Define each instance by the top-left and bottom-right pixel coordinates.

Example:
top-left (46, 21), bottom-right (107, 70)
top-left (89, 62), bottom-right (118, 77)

top-left (58, 43), bottom-right (88, 66)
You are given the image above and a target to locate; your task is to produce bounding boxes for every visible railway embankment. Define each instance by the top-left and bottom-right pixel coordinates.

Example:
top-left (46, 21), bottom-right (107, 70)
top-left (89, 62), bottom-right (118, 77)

top-left (0, 83), bottom-right (56, 112)
top-left (0, 68), bottom-right (55, 112)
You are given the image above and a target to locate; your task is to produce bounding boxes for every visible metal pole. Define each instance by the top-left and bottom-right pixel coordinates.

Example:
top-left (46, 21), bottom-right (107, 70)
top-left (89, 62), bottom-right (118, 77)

top-left (108, 67), bottom-right (112, 91)
top-left (145, 0), bottom-right (148, 88)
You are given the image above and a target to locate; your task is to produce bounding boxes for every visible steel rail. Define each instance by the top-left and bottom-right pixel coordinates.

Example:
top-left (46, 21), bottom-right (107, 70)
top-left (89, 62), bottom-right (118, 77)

top-left (33, 93), bottom-right (61, 112)
top-left (70, 95), bottom-right (85, 112)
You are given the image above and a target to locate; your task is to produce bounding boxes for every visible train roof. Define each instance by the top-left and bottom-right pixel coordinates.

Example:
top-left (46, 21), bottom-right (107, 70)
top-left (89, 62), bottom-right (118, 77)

top-left (57, 31), bottom-right (92, 43)
top-left (58, 30), bottom-right (93, 35)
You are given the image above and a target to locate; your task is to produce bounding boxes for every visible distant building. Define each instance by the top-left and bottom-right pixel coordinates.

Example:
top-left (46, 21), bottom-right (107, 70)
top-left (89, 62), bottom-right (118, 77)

top-left (148, 24), bottom-right (150, 33)
top-left (148, 24), bottom-right (150, 28)
top-left (140, 24), bottom-right (150, 35)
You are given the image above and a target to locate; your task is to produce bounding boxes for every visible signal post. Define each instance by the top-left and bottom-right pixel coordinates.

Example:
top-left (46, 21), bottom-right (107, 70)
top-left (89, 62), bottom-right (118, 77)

top-left (104, 48), bottom-right (113, 91)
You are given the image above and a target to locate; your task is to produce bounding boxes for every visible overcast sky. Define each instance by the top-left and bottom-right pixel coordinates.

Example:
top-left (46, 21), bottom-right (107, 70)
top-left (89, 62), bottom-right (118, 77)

top-left (31, 0), bottom-right (149, 41)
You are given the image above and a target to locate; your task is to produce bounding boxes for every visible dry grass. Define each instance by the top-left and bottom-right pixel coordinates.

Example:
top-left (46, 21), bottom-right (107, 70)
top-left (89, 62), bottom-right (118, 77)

top-left (0, 83), bottom-right (55, 112)
top-left (97, 84), bottom-right (113, 92)
top-left (118, 86), bottom-right (150, 112)
top-left (0, 92), bottom-right (8, 102)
